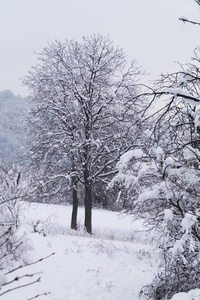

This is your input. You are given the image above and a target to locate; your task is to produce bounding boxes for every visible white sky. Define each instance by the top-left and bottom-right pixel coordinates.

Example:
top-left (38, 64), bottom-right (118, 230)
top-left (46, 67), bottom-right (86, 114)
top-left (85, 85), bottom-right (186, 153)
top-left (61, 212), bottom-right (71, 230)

top-left (0, 0), bottom-right (200, 96)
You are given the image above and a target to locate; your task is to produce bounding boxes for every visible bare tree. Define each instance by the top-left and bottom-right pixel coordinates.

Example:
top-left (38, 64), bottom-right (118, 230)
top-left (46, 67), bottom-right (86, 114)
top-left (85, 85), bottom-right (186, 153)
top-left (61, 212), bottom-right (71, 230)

top-left (24, 34), bottom-right (144, 233)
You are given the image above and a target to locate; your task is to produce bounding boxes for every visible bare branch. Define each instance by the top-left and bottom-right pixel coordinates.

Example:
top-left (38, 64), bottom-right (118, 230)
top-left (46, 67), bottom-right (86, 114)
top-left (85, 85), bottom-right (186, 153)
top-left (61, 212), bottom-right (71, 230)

top-left (0, 277), bottom-right (41, 296)
top-left (179, 17), bottom-right (200, 26)
top-left (3, 272), bottom-right (43, 286)
top-left (27, 292), bottom-right (51, 300)
top-left (6, 252), bottom-right (55, 275)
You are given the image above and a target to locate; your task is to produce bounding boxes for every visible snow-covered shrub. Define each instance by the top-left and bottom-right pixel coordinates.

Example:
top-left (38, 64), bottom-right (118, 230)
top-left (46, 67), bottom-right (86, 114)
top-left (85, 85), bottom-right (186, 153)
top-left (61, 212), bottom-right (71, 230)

top-left (110, 55), bottom-right (200, 298)
top-left (112, 145), bottom-right (200, 298)
top-left (108, 149), bottom-right (147, 211)
top-left (150, 248), bottom-right (200, 299)
top-left (0, 163), bottom-right (29, 267)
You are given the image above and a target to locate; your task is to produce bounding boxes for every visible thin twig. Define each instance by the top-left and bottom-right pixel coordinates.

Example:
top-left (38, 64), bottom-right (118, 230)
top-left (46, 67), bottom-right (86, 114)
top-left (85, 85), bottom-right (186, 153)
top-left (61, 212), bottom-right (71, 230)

top-left (179, 17), bottom-right (200, 26)
top-left (0, 278), bottom-right (41, 296)
top-left (5, 252), bottom-right (55, 275)
top-left (3, 272), bottom-right (43, 286)
top-left (27, 292), bottom-right (51, 300)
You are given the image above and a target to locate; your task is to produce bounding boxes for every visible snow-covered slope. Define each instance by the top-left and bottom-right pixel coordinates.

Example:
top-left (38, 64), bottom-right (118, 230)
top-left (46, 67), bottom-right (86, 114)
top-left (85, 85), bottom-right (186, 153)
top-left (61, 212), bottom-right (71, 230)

top-left (2, 202), bottom-right (158, 300)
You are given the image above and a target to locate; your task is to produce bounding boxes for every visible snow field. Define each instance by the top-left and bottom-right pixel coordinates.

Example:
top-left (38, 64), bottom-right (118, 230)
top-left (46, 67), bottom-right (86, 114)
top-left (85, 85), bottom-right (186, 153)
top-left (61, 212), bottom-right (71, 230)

top-left (2, 202), bottom-right (158, 300)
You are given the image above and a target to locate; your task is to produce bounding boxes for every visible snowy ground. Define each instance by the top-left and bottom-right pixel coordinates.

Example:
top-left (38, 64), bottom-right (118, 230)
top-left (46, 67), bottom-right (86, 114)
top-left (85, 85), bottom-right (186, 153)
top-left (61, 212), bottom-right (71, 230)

top-left (2, 202), bottom-right (160, 300)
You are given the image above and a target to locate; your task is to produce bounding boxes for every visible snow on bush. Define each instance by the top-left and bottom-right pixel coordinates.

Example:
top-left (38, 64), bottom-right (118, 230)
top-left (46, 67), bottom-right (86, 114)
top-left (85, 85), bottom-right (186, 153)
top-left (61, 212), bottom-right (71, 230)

top-left (171, 289), bottom-right (200, 300)
top-left (117, 149), bottom-right (144, 172)
top-left (110, 135), bottom-right (200, 298)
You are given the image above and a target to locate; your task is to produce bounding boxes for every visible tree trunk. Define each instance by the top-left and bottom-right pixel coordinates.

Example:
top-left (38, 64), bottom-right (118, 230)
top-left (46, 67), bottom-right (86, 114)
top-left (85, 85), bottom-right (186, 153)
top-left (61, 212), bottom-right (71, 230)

top-left (71, 180), bottom-right (78, 230)
top-left (84, 182), bottom-right (92, 234)
top-left (84, 167), bottom-right (92, 234)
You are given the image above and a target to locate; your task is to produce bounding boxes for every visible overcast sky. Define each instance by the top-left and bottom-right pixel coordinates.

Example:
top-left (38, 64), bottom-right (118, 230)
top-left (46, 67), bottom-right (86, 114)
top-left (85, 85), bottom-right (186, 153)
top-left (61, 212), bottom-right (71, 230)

top-left (0, 0), bottom-right (200, 96)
